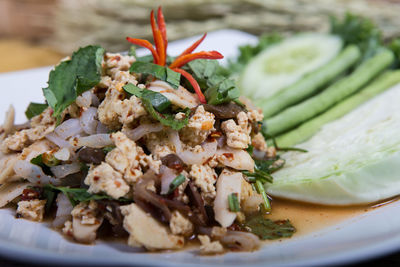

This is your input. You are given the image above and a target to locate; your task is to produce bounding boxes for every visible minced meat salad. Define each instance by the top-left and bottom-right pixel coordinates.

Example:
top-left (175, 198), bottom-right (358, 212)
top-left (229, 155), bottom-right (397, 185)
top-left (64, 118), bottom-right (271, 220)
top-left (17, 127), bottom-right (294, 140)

top-left (0, 7), bottom-right (295, 254)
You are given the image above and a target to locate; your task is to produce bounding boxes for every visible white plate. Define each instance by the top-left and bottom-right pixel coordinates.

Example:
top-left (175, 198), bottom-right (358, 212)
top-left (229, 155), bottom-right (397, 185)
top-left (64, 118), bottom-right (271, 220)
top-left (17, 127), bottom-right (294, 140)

top-left (0, 30), bottom-right (399, 267)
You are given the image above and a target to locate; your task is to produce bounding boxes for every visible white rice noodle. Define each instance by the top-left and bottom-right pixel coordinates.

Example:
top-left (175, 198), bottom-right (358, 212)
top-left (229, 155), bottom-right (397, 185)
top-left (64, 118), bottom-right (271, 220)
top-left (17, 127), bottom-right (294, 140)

top-left (160, 166), bottom-right (178, 195)
top-left (96, 122), bottom-right (109, 134)
top-left (148, 80), bottom-right (199, 109)
top-left (80, 107), bottom-right (98, 135)
top-left (46, 133), bottom-right (72, 148)
top-left (3, 105), bottom-right (15, 135)
top-left (54, 147), bottom-right (71, 161)
top-left (55, 119), bottom-right (82, 139)
top-left (216, 146), bottom-right (255, 171)
top-left (168, 130), bottom-right (182, 153)
top-left (13, 160), bottom-right (61, 185)
top-left (178, 141), bottom-right (217, 165)
top-left (124, 123), bottom-right (163, 141)
top-left (70, 134), bottom-right (113, 148)
top-left (53, 193), bottom-right (73, 228)
top-left (0, 182), bottom-right (31, 208)
top-left (76, 91), bottom-right (92, 108)
top-left (50, 163), bottom-right (81, 179)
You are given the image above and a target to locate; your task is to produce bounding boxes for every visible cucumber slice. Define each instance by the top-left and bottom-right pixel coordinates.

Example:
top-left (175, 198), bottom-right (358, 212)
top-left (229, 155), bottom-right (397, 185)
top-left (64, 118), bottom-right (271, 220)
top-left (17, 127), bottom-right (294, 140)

top-left (239, 33), bottom-right (342, 101)
top-left (266, 83), bottom-right (400, 205)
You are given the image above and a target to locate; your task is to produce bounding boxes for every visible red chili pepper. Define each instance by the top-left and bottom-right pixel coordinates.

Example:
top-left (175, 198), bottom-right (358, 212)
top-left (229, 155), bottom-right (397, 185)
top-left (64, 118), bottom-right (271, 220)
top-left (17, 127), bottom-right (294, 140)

top-left (178, 33), bottom-right (207, 58)
top-left (126, 37), bottom-right (159, 64)
top-left (157, 7), bottom-right (168, 55)
top-left (150, 10), bottom-right (166, 66)
top-left (169, 51), bottom-right (223, 69)
top-left (173, 68), bottom-right (206, 104)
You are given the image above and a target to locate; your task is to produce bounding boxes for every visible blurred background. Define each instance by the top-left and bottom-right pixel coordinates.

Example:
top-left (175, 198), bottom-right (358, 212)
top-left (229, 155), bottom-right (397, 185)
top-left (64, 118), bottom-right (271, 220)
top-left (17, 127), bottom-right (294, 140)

top-left (1, 0), bottom-right (400, 72)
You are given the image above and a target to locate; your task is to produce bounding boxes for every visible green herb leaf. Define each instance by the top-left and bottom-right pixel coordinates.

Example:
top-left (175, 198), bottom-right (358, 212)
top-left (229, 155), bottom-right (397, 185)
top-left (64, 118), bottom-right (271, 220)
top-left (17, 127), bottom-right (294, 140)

top-left (142, 98), bottom-right (190, 130)
top-left (42, 188), bottom-right (56, 214)
top-left (25, 102), bottom-right (48, 120)
top-left (129, 62), bottom-right (180, 89)
top-left (243, 214), bottom-right (296, 240)
top-left (331, 13), bottom-right (382, 62)
top-left (228, 193), bottom-right (240, 212)
top-left (166, 174), bottom-right (186, 194)
top-left (186, 59), bottom-right (241, 105)
top-left (43, 45), bottom-right (105, 122)
top-left (43, 184), bottom-right (115, 206)
top-left (123, 83), bottom-right (171, 112)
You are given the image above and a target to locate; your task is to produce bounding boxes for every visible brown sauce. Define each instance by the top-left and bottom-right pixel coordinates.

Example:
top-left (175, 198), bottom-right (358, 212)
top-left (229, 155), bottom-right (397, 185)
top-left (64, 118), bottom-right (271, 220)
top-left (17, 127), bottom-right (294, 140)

top-left (265, 196), bottom-right (399, 239)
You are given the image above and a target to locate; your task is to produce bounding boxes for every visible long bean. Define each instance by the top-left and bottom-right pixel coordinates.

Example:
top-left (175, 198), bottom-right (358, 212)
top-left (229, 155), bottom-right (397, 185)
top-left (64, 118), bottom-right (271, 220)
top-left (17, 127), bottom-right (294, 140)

top-left (264, 48), bottom-right (394, 136)
top-left (261, 45), bottom-right (361, 118)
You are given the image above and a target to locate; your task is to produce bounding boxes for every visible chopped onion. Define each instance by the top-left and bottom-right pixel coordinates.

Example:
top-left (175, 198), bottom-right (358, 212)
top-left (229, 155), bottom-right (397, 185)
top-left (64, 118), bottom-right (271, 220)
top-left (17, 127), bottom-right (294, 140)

top-left (160, 166), bottom-right (178, 195)
top-left (178, 141), bottom-right (217, 165)
top-left (220, 231), bottom-right (261, 251)
top-left (13, 160), bottom-right (61, 185)
top-left (124, 123), bottom-right (163, 141)
top-left (70, 134), bottom-right (113, 148)
top-left (55, 119), bottom-right (82, 139)
top-left (76, 91), bottom-right (92, 108)
top-left (50, 163), bottom-right (81, 178)
top-left (54, 147), bottom-right (71, 161)
top-left (46, 133), bottom-right (72, 148)
top-left (96, 122), bottom-right (109, 134)
top-left (80, 107), bottom-right (98, 135)
top-left (168, 130), bottom-right (182, 153)
top-left (53, 193), bottom-right (73, 228)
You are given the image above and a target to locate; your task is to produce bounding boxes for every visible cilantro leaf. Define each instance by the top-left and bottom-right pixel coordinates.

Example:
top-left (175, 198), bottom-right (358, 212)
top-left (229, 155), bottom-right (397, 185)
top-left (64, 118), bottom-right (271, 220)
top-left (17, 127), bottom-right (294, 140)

top-left (25, 102), bottom-right (48, 120)
top-left (43, 45), bottom-right (104, 122)
top-left (129, 62), bottom-right (181, 89)
top-left (123, 83), bottom-right (171, 112)
top-left (243, 214), bottom-right (296, 240)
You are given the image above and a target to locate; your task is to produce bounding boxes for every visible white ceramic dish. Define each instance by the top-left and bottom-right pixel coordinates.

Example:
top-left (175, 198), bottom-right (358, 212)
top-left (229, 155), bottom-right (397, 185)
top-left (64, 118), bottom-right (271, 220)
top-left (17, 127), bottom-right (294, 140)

top-left (0, 30), bottom-right (399, 266)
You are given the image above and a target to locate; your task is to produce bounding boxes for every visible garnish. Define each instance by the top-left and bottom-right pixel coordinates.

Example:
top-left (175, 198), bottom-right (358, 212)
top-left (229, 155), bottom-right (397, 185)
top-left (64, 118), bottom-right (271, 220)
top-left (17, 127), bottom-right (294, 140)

top-left (30, 152), bottom-right (60, 176)
top-left (129, 62), bottom-right (180, 89)
top-left (167, 174), bottom-right (186, 194)
top-left (228, 193), bottom-right (240, 212)
top-left (43, 184), bottom-right (130, 207)
top-left (25, 102), bottom-right (48, 120)
top-left (242, 214), bottom-right (296, 240)
top-left (185, 59), bottom-right (240, 105)
top-left (126, 7), bottom-right (223, 103)
top-left (123, 83), bottom-right (190, 130)
top-left (255, 180), bottom-right (271, 212)
top-left (43, 45), bottom-right (104, 123)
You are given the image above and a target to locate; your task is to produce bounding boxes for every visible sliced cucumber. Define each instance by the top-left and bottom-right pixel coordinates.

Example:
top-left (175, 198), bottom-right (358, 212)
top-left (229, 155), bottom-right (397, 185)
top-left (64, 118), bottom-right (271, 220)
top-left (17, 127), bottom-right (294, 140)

top-left (266, 83), bottom-right (400, 205)
top-left (239, 33), bottom-right (342, 101)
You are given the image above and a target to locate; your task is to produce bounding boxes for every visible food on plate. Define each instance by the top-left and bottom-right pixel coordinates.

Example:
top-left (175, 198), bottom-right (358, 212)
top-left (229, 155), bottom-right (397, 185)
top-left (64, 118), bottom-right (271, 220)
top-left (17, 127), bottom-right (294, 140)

top-left (0, 7), bottom-right (295, 254)
top-left (226, 13), bottom-right (400, 206)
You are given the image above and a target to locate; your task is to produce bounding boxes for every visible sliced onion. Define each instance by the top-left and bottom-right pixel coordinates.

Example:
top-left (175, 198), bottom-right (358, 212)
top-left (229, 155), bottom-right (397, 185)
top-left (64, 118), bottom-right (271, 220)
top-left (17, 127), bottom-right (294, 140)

top-left (55, 119), bottom-right (82, 139)
top-left (46, 133), bottom-right (72, 148)
top-left (168, 130), bottom-right (182, 153)
top-left (3, 105), bottom-right (15, 135)
top-left (50, 163), bottom-right (81, 179)
top-left (252, 149), bottom-right (266, 161)
top-left (124, 123), bottom-right (163, 141)
top-left (54, 147), bottom-right (71, 161)
top-left (96, 122), bottom-right (109, 134)
top-left (76, 91), bottom-right (92, 108)
top-left (70, 134), bottom-right (113, 148)
top-left (80, 107), bottom-right (98, 135)
top-left (91, 93), bottom-right (100, 107)
top-left (216, 146), bottom-right (255, 171)
top-left (53, 193), bottom-right (73, 228)
top-left (13, 160), bottom-right (61, 185)
top-left (220, 231), bottom-right (261, 251)
top-left (178, 141), bottom-right (217, 165)
top-left (0, 182), bottom-right (31, 208)
top-left (160, 166), bottom-right (178, 195)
